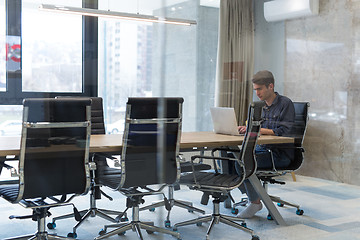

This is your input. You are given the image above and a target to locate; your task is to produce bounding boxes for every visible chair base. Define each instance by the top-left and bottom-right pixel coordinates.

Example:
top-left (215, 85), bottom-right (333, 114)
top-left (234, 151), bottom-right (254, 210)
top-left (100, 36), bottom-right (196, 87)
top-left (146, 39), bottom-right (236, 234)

top-left (95, 206), bottom-right (181, 240)
top-left (139, 185), bottom-right (205, 227)
top-left (70, 208), bottom-right (126, 235)
top-left (4, 232), bottom-right (69, 240)
top-left (173, 199), bottom-right (257, 240)
top-left (49, 189), bottom-right (126, 235)
top-left (269, 195), bottom-right (300, 209)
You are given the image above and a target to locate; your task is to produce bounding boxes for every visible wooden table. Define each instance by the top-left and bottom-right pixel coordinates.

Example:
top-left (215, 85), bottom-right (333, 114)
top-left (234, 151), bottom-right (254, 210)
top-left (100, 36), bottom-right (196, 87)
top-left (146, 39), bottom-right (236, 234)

top-left (0, 132), bottom-right (293, 226)
top-left (0, 132), bottom-right (294, 156)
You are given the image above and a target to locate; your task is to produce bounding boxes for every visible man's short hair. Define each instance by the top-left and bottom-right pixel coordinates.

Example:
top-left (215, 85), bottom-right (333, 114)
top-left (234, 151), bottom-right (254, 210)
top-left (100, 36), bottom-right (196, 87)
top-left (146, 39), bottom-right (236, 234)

top-left (251, 70), bottom-right (274, 87)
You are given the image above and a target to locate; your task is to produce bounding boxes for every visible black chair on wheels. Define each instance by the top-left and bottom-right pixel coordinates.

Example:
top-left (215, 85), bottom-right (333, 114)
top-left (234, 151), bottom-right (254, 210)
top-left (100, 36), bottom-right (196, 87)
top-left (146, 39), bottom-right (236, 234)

top-left (94, 97), bottom-right (183, 240)
top-left (255, 102), bottom-right (310, 218)
top-left (0, 98), bottom-right (92, 240)
top-left (48, 97), bottom-right (126, 238)
top-left (173, 101), bottom-right (265, 240)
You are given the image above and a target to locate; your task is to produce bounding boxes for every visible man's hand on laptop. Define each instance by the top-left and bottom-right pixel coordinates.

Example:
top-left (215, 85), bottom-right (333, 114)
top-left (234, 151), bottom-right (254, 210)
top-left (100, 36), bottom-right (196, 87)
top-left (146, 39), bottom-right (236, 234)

top-left (238, 126), bottom-right (246, 134)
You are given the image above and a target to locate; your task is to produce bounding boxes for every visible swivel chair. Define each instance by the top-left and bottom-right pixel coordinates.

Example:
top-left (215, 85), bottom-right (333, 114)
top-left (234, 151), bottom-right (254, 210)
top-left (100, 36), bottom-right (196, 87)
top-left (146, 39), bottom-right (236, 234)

top-left (48, 97), bottom-right (126, 238)
top-left (0, 98), bottom-right (92, 240)
top-left (94, 97), bottom-right (183, 240)
top-left (173, 101), bottom-right (265, 240)
top-left (255, 102), bottom-right (309, 218)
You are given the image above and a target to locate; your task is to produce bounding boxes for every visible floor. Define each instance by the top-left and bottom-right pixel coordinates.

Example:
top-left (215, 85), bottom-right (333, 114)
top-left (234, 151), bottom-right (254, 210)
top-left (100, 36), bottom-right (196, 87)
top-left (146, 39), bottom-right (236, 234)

top-left (1, 174), bottom-right (360, 240)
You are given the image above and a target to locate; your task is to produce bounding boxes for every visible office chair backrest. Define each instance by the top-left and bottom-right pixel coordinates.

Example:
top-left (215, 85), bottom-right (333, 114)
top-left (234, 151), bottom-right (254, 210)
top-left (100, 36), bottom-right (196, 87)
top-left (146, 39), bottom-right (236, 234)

top-left (241, 101), bottom-right (264, 178)
top-left (56, 96), bottom-right (106, 135)
top-left (281, 101), bottom-right (309, 171)
top-left (292, 102), bottom-right (310, 147)
top-left (116, 97), bottom-right (183, 189)
top-left (17, 98), bottom-right (92, 201)
top-left (89, 97), bottom-right (106, 135)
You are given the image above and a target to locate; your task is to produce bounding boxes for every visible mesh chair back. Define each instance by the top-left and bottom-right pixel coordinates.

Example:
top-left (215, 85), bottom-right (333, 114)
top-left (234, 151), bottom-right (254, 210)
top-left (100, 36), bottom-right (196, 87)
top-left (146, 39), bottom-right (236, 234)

top-left (17, 98), bottom-right (91, 201)
top-left (117, 97), bottom-right (183, 189)
top-left (241, 101), bottom-right (264, 178)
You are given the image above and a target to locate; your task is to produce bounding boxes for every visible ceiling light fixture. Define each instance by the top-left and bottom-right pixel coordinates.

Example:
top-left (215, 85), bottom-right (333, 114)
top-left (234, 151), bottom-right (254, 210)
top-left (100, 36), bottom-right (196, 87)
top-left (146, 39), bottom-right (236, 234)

top-left (39, 4), bottom-right (197, 26)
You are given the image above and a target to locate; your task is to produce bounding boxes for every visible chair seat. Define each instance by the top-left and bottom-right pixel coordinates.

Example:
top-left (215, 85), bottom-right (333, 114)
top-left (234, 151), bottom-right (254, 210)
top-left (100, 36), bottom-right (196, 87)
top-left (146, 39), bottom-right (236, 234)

top-left (180, 172), bottom-right (241, 188)
top-left (98, 171), bottom-right (122, 190)
top-left (180, 162), bottom-right (212, 172)
top-left (0, 184), bottom-right (19, 203)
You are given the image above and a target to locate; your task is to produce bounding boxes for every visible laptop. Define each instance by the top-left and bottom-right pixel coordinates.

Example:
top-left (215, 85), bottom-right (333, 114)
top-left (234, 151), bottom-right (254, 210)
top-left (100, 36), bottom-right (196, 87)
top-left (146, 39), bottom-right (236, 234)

top-left (210, 107), bottom-right (243, 136)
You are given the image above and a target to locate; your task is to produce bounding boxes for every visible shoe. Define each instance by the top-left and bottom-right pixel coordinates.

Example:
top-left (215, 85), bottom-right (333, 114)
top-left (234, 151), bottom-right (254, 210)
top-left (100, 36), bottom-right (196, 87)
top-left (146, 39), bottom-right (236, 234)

top-left (236, 203), bottom-right (263, 219)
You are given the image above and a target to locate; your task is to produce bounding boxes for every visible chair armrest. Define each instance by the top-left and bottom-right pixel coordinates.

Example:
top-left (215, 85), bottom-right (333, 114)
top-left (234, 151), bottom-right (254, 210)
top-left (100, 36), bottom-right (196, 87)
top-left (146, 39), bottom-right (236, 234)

top-left (183, 154), bottom-right (246, 190)
top-left (191, 155), bottom-right (240, 162)
top-left (211, 147), bottom-right (240, 155)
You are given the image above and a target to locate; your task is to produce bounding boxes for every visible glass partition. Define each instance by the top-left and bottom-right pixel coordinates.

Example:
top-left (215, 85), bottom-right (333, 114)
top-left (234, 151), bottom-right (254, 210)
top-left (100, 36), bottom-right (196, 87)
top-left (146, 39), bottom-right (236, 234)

top-left (0, 0), bottom-right (5, 92)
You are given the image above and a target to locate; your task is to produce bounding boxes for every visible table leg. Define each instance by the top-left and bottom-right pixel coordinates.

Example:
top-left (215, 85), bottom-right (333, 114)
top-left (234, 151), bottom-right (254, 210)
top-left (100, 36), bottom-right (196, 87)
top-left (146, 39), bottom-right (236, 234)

top-left (248, 174), bottom-right (287, 226)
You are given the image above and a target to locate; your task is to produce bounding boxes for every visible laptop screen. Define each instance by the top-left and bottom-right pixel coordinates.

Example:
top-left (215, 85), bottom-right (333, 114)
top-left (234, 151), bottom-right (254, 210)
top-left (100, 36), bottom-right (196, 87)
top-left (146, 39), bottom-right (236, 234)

top-left (210, 107), bottom-right (242, 136)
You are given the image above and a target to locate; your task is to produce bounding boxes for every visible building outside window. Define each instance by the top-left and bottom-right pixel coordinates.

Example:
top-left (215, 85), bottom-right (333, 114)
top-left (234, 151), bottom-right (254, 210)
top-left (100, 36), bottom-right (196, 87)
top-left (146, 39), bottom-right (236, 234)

top-left (98, 0), bottom-right (219, 134)
top-left (22, 0), bottom-right (82, 92)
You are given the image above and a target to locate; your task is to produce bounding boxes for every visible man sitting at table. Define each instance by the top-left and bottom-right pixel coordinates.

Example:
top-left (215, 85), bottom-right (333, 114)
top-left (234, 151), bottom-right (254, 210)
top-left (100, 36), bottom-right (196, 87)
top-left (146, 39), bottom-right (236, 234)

top-left (236, 70), bottom-right (295, 219)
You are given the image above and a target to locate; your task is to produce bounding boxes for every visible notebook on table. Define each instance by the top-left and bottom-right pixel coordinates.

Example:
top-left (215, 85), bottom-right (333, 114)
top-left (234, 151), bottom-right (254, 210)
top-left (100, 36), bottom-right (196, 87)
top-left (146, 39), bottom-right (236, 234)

top-left (210, 107), bottom-right (243, 136)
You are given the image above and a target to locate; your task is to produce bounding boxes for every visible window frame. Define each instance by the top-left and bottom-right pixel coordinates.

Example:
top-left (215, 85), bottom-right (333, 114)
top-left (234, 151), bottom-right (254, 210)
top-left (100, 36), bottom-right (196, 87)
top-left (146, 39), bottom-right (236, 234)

top-left (0, 0), bottom-right (98, 105)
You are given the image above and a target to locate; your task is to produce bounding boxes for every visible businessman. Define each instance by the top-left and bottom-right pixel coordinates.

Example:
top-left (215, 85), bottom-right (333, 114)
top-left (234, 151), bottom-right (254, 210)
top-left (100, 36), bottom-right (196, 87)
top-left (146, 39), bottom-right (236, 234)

top-left (236, 70), bottom-right (295, 218)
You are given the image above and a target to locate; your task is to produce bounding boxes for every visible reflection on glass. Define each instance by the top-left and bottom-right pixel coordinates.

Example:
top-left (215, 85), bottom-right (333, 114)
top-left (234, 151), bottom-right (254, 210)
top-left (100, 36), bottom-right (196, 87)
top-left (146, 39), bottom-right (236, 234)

top-left (98, 0), bottom-right (219, 132)
top-left (0, 105), bottom-right (22, 136)
top-left (22, 0), bottom-right (82, 92)
top-left (0, 0), bottom-right (5, 92)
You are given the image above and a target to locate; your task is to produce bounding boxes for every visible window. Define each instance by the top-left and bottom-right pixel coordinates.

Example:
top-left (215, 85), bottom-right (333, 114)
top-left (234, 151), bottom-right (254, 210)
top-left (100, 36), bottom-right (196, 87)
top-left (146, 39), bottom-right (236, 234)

top-left (0, 0), bottom-right (5, 92)
top-left (0, 105), bottom-right (22, 136)
top-left (98, 0), bottom-right (219, 133)
top-left (22, 0), bottom-right (82, 92)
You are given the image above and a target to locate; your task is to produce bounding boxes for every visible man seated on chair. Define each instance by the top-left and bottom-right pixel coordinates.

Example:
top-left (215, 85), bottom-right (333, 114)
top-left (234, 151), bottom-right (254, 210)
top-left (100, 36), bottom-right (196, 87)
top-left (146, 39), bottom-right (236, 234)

top-left (236, 70), bottom-right (295, 219)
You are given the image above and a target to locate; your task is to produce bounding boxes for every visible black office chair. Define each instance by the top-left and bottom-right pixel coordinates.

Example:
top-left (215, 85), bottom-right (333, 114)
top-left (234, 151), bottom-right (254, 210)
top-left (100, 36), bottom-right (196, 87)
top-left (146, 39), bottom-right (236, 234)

top-left (94, 97), bottom-right (183, 240)
top-left (173, 101), bottom-right (265, 240)
top-left (0, 98), bottom-right (92, 240)
top-left (47, 97), bottom-right (126, 238)
top-left (254, 102), bottom-right (309, 219)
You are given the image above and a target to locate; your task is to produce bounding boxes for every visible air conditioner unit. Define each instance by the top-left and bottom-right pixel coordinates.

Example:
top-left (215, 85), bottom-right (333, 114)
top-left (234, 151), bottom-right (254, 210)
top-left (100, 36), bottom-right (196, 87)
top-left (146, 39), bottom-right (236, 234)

top-left (264, 0), bottom-right (319, 22)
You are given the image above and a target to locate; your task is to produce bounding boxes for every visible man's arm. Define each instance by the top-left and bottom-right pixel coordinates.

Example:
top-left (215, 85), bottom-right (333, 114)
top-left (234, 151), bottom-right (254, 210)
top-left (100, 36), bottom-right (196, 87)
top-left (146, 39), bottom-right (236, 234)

top-left (260, 128), bottom-right (274, 135)
top-left (272, 101), bottom-right (295, 136)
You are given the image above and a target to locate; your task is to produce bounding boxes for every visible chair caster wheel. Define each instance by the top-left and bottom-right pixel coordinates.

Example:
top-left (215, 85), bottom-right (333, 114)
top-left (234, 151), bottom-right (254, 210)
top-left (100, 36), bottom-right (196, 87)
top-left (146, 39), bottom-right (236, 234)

top-left (121, 217), bottom-right (129, 222)
top-left (240, 222), bottom-right (247, 228)
top-left (149, 208), bottom-right (155, 212)
top-left (231, 208), bottom-right (239, 215)
top-left (277, 203), bottom-right (284, 207)
top-left (99, 229), bottom-right (106, 236)
top-left (173, 227), bottom-right (178, 232)
top-left (196, 222), bottom-right (202, 226)
top-left (165, 220), bottom-right (171, 228)
top-left (296, 209), bottom-right (304, 215)
top-left (47, 222), bottom-right (56, 229)
top-left (146, 230), bottom-right (154, 234)
top-left (252, 235), bottom-right (260, 240)
top-left (67, 232), bottom-right (77, 238)
top-left (188, 209), bottom-right (194, 213)
top-left (118, 231), bottom-right (126, 236)
top-left (267, 214), bottom-right (273, 220)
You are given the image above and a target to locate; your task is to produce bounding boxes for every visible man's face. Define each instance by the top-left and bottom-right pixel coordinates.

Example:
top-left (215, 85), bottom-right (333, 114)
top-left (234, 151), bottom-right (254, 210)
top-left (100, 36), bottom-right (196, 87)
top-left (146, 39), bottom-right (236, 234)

top-left (253, 83), bottom-right (274, 101)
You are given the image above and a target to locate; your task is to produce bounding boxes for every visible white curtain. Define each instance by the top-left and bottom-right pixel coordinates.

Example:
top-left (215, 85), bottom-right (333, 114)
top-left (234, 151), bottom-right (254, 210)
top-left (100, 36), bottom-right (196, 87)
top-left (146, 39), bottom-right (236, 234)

top-left (215, 0), bottom-right (254, 125)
